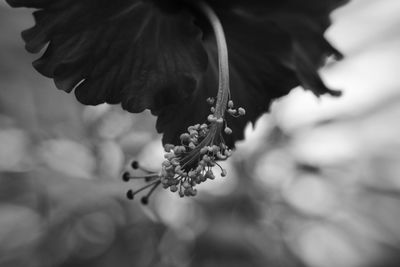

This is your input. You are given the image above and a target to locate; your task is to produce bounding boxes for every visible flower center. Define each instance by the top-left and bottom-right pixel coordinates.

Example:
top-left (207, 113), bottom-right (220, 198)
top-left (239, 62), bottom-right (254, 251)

top-left (122, 0), bottom-right (245, 203)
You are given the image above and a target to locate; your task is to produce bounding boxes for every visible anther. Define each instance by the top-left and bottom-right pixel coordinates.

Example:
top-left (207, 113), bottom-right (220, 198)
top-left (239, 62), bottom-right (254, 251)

top-left (207, 114), bottom-right (217, 122)
top-left (216, 152), bottom-right (226, 160)
top-left (224, 127), bottom-right (232, 135)
top-left (189, 188), bottom-right (198, 196)
top-left (212, 145), bottom-right (220, 153)
top-left (228, 109), bottom-right (237, 116)
top-left (180, 133), bottom-right (190, 142)
top-left (189, 130), bottom-right (198, 138)
top-left (200, 147), bottom-right (208, 154)
top-left (207, 97), bottom-right (215, 105)
top-left (183, 180), bottom-right (191, 189)
top-left (164, 144), bottom-right (174, 152)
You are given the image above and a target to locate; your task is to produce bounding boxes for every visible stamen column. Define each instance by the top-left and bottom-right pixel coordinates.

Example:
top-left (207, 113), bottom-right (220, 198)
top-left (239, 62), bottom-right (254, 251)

top-left (192, 1), bottom-right (230, 119)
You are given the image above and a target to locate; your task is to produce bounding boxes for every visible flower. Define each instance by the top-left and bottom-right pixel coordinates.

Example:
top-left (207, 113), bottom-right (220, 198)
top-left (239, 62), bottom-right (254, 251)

top-left (7, 0), bottom-right (349, 201)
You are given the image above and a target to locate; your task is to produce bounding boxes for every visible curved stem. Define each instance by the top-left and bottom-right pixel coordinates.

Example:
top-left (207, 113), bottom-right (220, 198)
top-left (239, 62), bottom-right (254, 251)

top-left (192, 1), bottom-right (230, 118)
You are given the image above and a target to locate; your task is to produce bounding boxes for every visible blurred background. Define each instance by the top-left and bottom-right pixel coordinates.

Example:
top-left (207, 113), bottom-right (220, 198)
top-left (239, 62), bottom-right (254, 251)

top-left (1, 0), bottom-right (400, 266)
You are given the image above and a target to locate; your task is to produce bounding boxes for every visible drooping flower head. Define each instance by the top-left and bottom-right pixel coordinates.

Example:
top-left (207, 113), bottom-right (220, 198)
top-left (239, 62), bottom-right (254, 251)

top-left (7, 0), bottom-right (349, 202)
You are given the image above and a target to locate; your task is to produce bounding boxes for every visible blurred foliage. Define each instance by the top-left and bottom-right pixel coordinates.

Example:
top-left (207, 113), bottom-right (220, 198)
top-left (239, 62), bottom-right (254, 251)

top-left (1, 1), bottom-right (400, 267)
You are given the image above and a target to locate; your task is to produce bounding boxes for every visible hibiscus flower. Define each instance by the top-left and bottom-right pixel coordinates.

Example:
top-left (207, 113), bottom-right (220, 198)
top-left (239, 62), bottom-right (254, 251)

top-left (7, 0), bottom-right (349, 202)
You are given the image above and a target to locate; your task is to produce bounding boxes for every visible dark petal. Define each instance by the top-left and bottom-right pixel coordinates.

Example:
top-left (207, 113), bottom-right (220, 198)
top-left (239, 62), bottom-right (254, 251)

top-left (270, 12), bottom-right (344, 96)
top-left (223, 0), bottom-right (350, 97)
top-left (6, 0), bottom-right (51, 8)
top-left (158, 6), bottom-right (345, 146)
top-left (9, 0), bottom-right (207, 113)
top-left (208, 0), bottom-right (349, 15)
top-left (8, 0), bottom-right (348, 149)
